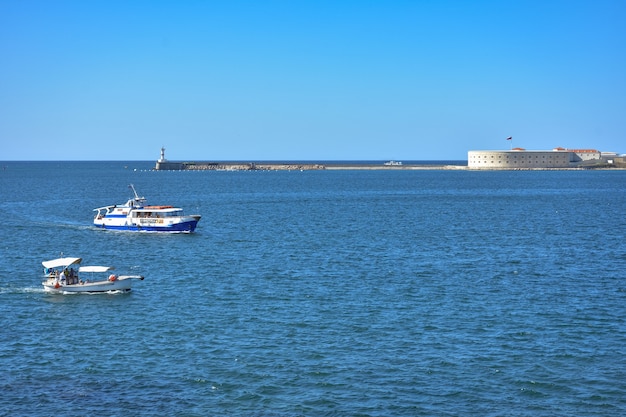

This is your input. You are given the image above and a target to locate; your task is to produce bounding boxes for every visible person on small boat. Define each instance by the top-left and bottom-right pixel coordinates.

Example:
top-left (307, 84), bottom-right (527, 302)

top-left (53, 270), bottom-right (61, 287)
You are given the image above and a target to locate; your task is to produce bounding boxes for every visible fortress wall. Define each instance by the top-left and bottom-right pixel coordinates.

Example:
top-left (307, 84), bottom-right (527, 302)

top-left (468, 150), bottom-right (571, 169)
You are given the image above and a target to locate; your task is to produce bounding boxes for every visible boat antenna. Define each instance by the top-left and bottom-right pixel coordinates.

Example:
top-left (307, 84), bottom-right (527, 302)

top-left (128, 184), bottom-right (146, 203)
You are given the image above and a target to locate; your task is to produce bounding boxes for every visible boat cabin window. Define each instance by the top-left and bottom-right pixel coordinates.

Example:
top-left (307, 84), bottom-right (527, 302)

top-left (133, 209), bottom-right (184, 218)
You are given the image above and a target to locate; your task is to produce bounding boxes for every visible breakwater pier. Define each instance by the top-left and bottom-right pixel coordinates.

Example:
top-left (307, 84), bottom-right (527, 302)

top-left (154, 160), bottom-right (467, 171)
top-left (153, 149), bottom-right (466, 171)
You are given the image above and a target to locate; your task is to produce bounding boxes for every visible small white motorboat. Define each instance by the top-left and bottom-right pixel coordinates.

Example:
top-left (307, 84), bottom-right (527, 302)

top-left (42, 257), bottom-right (144, 293)
top-left (93, 184), bottom-right (201, 233)
top-left (383, 160), bottom-right (403, 166)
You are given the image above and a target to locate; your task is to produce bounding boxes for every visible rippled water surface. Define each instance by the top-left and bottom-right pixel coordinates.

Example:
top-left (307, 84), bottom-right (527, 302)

top-left (1, 161), bottom-right (625, 416)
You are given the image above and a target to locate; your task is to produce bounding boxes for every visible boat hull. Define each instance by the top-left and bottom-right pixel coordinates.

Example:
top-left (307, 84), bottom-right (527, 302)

top-left (93, 217), bottom-right (200, 233)
top-left (42, 277), bottom-right (142, 293)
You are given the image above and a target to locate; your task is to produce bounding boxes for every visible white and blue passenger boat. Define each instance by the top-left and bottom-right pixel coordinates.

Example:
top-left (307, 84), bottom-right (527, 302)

top-left (93, 185), bottom-right (201, 233)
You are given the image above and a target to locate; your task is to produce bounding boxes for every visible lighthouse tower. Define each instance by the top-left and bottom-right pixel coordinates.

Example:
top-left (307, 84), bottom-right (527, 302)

top-left (155, 146), bottom-right (183, 170)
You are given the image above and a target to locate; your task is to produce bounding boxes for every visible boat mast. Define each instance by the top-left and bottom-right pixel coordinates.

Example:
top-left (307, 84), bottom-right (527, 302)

top-left (128, 184), bottom-right (146, 204)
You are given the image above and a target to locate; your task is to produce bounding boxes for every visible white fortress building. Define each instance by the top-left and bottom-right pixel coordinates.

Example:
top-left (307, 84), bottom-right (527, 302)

top-left (468, 147), bottom-right (605, 169)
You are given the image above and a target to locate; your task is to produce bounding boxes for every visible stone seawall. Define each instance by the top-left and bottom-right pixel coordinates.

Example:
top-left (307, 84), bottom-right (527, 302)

top-left (155, 161), bottom-right (468, 171)
top-left (156, 162), bottom-right (326, 171)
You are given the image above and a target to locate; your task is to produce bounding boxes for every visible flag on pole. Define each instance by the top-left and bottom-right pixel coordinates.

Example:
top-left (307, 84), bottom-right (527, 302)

top-left (506, 136), bottom-right (512, 140)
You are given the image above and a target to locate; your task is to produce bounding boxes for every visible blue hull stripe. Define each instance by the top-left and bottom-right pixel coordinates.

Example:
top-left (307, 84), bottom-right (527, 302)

top-left (94, 221), bottom-right (199, 233)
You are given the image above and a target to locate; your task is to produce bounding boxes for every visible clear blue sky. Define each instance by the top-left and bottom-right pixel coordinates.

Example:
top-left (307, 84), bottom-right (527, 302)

top-left (1, 0), bottom-right (624, 161)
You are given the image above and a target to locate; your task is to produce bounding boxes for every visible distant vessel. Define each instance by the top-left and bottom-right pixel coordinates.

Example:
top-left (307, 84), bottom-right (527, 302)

top-left (384, 160), bottom-right (403, 166)
top-left (93, 185), bottom-right (201, 233)
top-left (42, 257), bottom-right (144, 293)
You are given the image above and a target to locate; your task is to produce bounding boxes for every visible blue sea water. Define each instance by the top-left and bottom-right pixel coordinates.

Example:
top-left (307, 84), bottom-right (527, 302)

top-left (1, 161), bottom-right (625, 416)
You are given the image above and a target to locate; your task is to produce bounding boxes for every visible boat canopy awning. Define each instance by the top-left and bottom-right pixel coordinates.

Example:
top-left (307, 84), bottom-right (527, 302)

top-left (136, 207), bottom-right (181, 212)
top-left (79, 266), bottom-right (115, 273)
top-left (42, 257), bottom-right (82, 269)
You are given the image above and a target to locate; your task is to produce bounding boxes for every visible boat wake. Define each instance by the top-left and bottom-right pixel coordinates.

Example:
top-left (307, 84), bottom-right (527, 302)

top-left (0, 286), bottom-right (131, 295)
top-left (28, 219), bottom-right (94, 232)
top-left (0, 286), bottom-right (46, 295)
